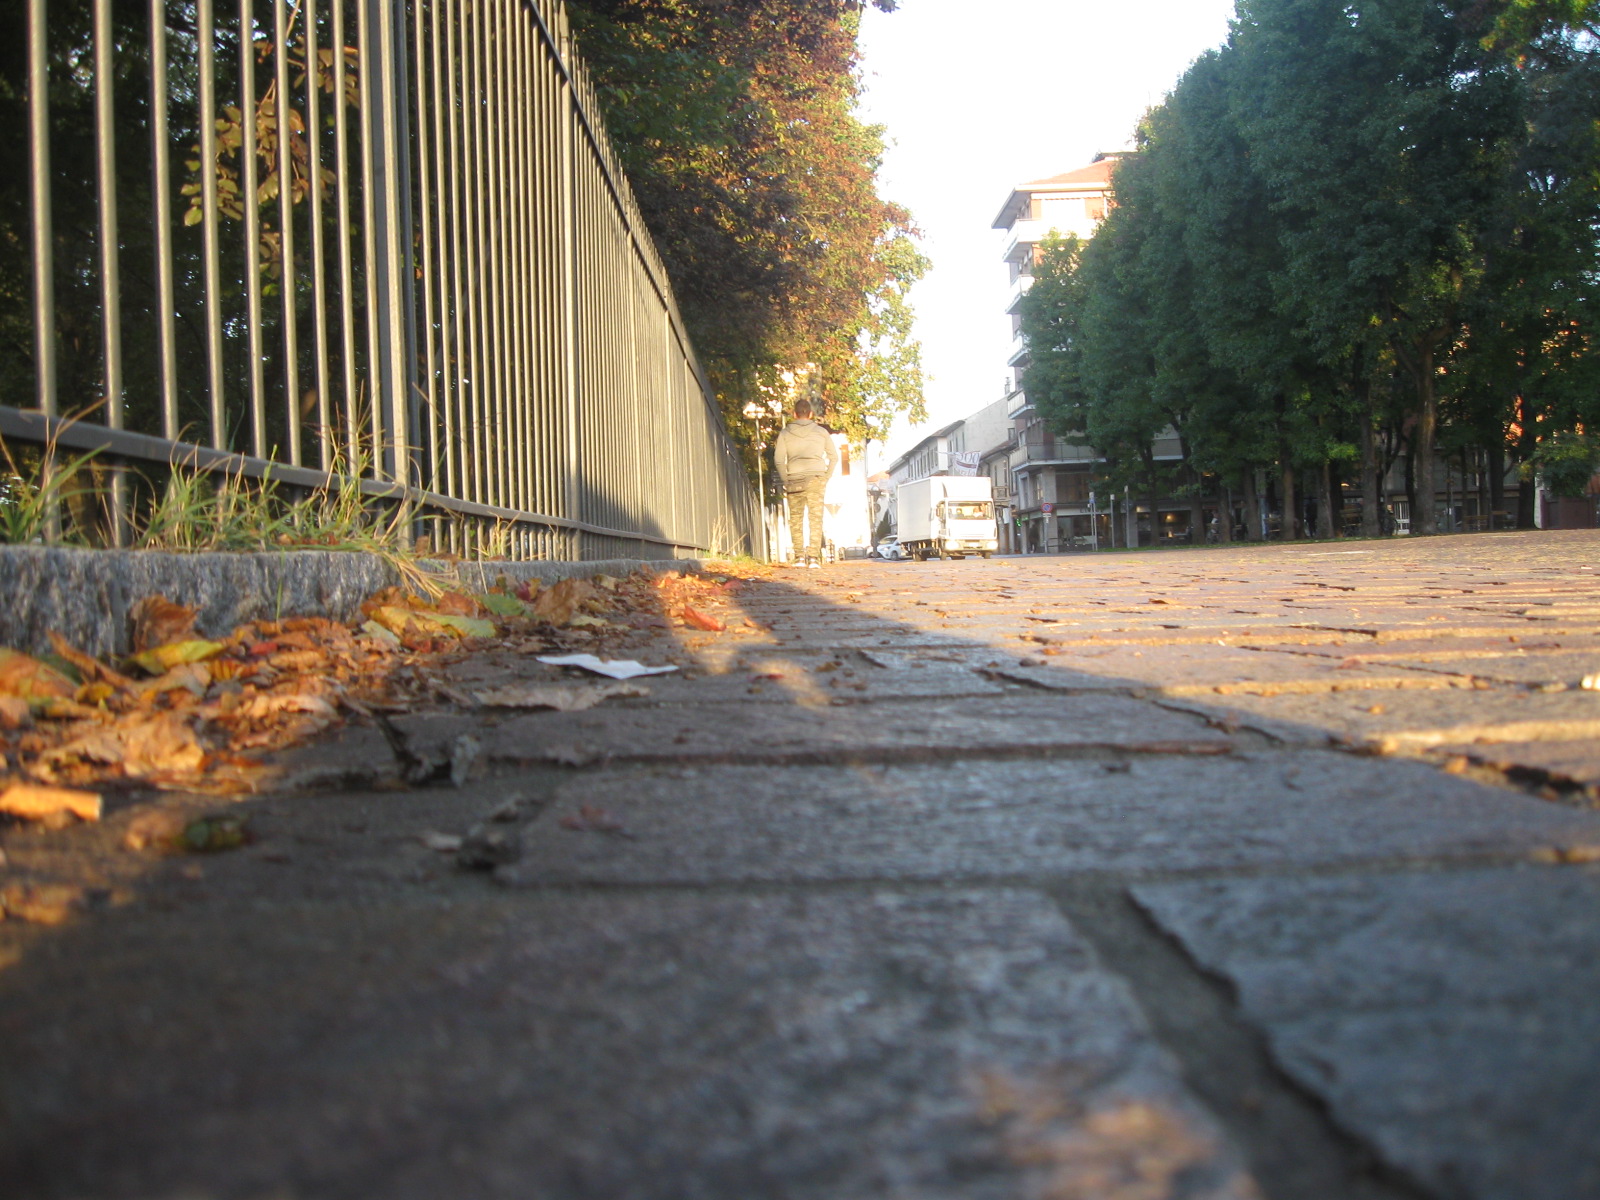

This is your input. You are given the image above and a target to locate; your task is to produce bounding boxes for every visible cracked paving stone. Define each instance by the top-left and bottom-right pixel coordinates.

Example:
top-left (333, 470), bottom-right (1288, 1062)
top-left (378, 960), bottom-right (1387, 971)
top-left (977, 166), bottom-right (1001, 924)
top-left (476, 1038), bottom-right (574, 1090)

top-left (1171, 687), bottom-right (1600, 753)
top-left (1133, 866), bottom-right (1600, 1200)
top-left (0, 889), bottom-right (1259, 1200)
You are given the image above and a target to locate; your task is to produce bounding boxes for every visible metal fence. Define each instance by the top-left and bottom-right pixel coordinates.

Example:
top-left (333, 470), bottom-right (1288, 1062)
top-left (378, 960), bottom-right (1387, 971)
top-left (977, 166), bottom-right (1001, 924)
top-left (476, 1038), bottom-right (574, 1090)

top-left (4, 0), bottom-right (760, 560)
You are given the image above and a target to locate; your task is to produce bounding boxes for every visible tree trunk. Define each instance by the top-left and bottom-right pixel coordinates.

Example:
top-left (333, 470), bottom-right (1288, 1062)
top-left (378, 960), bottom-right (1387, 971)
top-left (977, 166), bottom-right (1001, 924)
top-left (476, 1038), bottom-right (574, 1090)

top-left (1219, 484), bottom-right (1234, 544)
top-left (1514, 396), bottom-right (1538, 529)
top-left (1275, 396), bottom-right (1296, 540)
top-left (1359, 379), bottom-right (1381, 538)
top-left (1190, 465), bottom-right (1205, 546)
top-left (1413, 343), bottom-right (1438, 535)
top-left (1318, 461), bottom-right (1336, 539)
top-left (1243, 470), bottom-right (1262, 542)
top-left (1279, 461), bottom-right (1296, 540)
top-left (1487, 438), bottom-right (1506, 528)
top-left (1404, 445), bottom-right (1417, 534)
top-left (1142, 450), bottom-right (1159, 549)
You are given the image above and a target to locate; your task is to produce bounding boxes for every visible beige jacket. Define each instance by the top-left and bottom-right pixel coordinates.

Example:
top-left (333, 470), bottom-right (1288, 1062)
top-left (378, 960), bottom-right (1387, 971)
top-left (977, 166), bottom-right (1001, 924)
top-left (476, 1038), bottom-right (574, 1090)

top-left (773, 419), bottom-right (838, 486)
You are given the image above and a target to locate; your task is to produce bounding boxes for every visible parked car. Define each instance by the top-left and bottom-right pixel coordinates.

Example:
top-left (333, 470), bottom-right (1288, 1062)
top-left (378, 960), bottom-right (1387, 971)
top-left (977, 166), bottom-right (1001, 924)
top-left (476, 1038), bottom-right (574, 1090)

top-left (872, 537), bottom-right (906, 561)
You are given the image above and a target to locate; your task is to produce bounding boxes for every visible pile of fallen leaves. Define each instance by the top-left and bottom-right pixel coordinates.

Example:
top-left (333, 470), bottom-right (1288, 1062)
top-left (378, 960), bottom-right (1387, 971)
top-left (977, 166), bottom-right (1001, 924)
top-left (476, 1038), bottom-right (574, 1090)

top-left (0, 565), bottom-right (752, 828)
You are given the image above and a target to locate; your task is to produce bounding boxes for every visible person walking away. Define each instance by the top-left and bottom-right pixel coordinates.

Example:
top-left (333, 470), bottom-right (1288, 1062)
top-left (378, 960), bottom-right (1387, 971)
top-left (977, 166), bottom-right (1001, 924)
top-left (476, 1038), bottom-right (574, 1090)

top-left (773, 399), bottom-right (838, 567)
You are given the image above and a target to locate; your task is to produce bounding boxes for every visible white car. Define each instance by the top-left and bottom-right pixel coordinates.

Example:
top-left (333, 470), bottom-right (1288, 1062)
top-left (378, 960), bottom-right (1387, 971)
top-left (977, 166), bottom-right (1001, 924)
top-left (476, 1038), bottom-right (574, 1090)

top-left (873, 537), bottom-right (906, 561)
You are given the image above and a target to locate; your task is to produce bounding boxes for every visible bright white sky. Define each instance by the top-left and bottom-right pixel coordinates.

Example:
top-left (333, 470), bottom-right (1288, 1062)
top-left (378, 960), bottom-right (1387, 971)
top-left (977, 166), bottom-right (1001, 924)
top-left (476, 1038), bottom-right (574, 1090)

top-left (856, 0), bottom-right (1239, 463)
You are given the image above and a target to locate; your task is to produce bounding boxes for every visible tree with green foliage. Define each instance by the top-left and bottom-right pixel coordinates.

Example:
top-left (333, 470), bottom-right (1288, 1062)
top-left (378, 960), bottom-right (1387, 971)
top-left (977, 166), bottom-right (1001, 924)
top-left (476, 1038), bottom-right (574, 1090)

top-left (563, 0), bottom-right (926, 454)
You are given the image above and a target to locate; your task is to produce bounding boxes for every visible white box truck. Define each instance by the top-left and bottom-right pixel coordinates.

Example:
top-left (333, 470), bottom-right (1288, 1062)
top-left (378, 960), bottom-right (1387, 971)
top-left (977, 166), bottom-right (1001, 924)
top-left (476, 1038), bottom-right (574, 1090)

top-left (895, 476), bottom-right (999, 560)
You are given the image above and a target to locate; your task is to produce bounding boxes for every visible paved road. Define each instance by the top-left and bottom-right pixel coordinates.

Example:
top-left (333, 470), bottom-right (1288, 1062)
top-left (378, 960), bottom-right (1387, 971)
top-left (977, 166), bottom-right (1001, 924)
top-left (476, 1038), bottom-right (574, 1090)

top-left (4, 531), bottom-right (1600, 1199)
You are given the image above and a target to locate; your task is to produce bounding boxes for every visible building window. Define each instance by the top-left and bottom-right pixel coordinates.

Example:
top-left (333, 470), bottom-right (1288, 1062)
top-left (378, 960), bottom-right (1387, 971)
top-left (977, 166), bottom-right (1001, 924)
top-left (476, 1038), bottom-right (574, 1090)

top-left (1058, 469), bottom-right (1090, 503)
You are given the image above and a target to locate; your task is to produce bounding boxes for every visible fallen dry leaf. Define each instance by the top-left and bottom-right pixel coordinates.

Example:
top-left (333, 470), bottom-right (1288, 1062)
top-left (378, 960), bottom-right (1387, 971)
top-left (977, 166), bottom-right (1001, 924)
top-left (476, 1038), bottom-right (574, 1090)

top-left (436, 591), bottom-right (483, 617)
top-left (681, 606), bottom-right (725, 633)
top-left (0, 649), bottom-right (77, 705)
top-left (1, 881), bottom-right (97, 925)
top-left (530, 578), bottom-right (595, 626)
top-left (37, 711), bottom-right (207, 782)
top-left (49, 632), bottom-right (138, 692)
top-left (129, 595), bottom-right (198, 652)
top-left (123, 808), bottom-right (191, 850)
top-left (0, 695), bottom-right (31, 730)
top-left (126, 639), bottom-right (225, 677)
top-left (140, 661), bottom-right (212, 700)
top-left (236, 692), bottom-right (339, 721)
top-left (0, 782), bottom-right (103, 823)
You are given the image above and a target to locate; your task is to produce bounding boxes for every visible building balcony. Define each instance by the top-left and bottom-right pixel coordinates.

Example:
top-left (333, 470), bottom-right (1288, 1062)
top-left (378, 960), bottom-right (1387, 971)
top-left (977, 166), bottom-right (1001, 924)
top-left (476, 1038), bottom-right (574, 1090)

top-left (1009, 436), bottom-right (1100, 470)
top-left (1000, 219), bottom-right (1051, 264)
top-left (1005, 275), bottom-right (1034, 315)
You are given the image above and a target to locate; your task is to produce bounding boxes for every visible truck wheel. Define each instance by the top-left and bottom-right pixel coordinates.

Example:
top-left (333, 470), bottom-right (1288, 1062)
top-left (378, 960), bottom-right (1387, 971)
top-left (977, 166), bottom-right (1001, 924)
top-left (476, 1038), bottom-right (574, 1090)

top-left (980, 552), bottom-right (991, 559)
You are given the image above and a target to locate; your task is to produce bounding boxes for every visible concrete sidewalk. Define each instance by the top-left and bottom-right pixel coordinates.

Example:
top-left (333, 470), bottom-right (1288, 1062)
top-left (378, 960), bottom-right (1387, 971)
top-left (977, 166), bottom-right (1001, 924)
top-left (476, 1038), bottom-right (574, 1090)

top-left (3, 531), bottom-right (1599, 1199)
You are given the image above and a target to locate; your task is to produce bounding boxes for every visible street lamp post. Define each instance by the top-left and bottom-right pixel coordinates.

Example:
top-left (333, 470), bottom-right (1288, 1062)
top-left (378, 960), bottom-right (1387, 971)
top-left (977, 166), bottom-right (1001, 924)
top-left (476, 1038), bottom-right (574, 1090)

top-left (743, 401), bottom-right (770, 560)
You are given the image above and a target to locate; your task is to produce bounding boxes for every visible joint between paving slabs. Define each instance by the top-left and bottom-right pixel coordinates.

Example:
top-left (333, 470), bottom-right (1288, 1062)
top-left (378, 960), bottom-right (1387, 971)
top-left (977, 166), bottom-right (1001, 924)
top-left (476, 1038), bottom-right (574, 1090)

top-left (1151, 695), bottom-right (1600, 814)
top-left (1048, 877), bottom-right (1436, 1200)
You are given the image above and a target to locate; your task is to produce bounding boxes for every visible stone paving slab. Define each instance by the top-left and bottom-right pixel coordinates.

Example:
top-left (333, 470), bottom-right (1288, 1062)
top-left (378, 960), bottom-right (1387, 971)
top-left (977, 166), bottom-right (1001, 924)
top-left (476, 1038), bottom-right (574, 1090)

top-left (410, 691), bottom-right (1238, 768)
top-left (1002, 643), bottom-right (1459, 693)
top-left (1179, 687), bottom-right (1600, 752)
top-left (495, 752), bottom-right (1600, 888)
top-left (1132, 866), bottom-right (1600, 1200)
top-left (1429, 738), bottom-right (1600, 791)
top-left (1375, 650), bottom-right (1600, 687)
top-left (0, 888), bottom-right (1257, 1200)
top-left (1280, 633), bottom-right (1600, 661)
top-left (438, 646), bottom-right (1013, 706)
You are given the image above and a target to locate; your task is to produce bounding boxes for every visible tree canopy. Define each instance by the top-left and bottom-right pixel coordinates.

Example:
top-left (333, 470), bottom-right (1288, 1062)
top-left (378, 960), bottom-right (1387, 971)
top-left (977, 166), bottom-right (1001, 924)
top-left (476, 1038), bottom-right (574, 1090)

top-left (1019, 0), bottom-right (1600, 536)
top-left (564, 0), bottom-right (926, 450)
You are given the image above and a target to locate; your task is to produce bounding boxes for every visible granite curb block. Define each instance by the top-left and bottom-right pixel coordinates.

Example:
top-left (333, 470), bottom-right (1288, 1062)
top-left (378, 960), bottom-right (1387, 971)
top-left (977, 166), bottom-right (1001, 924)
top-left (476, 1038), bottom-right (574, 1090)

top-left (0, 544), bottom-right (699, 656)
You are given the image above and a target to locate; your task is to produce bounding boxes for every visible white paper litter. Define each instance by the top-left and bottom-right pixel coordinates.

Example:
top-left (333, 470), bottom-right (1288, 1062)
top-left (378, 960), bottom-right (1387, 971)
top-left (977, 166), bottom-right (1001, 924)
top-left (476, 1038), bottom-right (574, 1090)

top-left (536, 653), bottom-right (680, 681)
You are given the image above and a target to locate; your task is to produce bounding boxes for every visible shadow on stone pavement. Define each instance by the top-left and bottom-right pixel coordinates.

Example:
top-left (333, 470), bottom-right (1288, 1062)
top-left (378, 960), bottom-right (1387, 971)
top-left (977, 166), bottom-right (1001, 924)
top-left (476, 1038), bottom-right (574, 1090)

top-left (3, 533), bottom-right (1600, 1200)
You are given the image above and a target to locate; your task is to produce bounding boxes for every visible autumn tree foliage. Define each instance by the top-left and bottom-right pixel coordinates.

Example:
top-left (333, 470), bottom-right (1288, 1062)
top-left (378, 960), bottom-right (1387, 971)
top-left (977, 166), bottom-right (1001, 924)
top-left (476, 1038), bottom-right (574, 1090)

top-left (1020, 0), bottom-right (1600, 537)
top-left (564, 0), bottom-right (927, 450)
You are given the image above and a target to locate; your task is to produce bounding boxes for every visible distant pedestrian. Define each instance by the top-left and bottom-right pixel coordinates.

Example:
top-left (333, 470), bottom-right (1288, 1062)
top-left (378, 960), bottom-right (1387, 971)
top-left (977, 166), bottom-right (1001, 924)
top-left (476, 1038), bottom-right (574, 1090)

top-left (773, 399), bottom-right (837, 567)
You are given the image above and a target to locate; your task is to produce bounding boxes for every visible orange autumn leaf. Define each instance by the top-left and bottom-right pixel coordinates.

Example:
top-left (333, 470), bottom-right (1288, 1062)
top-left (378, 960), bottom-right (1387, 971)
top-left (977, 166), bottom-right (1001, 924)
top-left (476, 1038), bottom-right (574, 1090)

top-left (681, 606), bottom-right (725, 633)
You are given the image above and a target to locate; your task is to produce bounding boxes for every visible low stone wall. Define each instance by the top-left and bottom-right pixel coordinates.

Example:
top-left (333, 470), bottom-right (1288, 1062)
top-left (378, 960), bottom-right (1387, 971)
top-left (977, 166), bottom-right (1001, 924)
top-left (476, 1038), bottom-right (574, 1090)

top-left (0, 546), bottom-right (698, 656)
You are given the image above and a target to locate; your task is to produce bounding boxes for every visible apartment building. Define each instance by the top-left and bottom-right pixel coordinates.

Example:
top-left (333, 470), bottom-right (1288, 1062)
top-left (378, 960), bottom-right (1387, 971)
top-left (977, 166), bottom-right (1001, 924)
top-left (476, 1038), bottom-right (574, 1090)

top-left (990, 154), bottom-right (1188, 551)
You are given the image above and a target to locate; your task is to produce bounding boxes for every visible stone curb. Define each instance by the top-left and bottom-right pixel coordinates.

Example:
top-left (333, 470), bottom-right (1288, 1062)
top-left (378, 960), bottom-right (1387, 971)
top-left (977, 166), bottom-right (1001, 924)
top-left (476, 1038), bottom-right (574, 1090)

top-left (0, 545), bottom-right (701, 657)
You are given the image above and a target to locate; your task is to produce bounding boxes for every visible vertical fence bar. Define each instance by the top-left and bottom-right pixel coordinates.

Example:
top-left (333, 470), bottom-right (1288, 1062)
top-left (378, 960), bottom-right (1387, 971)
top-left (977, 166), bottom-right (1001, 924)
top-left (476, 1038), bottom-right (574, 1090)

top-left (150, 0), bottom-right (180, 440)
top-left (197, 0), bottom-right (227, 447)
top-left (28, 0), bottom-right (56, 423)
top-left (240, 0), bottom-right (267, 455)
top-left (508, 0), bottom-right (528, 521)
top-left (443, 0), bottom-right (466, 501)
top-left (415, 0), bottom-right (442, 495)
top-left (92, 0), bottom-right (128, 543)
top-left (356, 0), bottom-right (383, 468)
top-left (27, 0), bottom-right (60, 540)
top-left (560, 64), bottom-right (579, 558)
top-left (304, 0), bottom-right (333, 468)
top-left (333, 0), bottom-right (359, 454)
top-left (467, 0), bottom-right (489, 509)
top-left (388, 0), bottom-right (420, 503)
top-left (481, 0), bottom-right (504, 510)
top-left (273, 0), bottom-right (301, 464)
